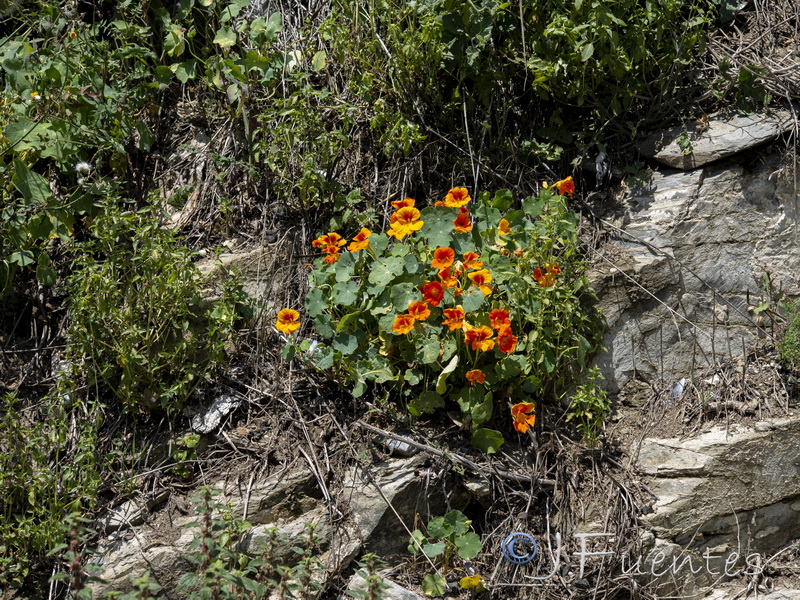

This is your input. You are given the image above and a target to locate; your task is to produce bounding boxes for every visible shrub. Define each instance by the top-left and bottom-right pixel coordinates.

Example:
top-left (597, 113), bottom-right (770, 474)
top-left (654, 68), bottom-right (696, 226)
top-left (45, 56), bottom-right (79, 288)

top-left (290, 181), bottom-right (604, 452)
top-left (778, 298), bottom-right (800, 370)
top-left (66, 205), bottom-right (251, 413)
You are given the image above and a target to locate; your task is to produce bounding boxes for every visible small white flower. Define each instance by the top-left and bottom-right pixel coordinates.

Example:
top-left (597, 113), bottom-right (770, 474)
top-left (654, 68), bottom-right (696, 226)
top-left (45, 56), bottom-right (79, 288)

top-left (30, 92), bottom-right (42, 102)
top-left (75, 161), bottom-right (92, 174)
top-left (77, 177), bottom-right (84, 185)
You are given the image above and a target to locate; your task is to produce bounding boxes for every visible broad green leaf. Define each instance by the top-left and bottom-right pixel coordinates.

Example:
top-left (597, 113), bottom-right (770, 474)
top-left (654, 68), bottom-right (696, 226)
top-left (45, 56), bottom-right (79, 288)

top-left (332, 281), bottom-right (359, 306)
top-left (443, 510), bottom-right (470, 535)
top-left (9, 250), bottom-right (35, 267)
top-left (12, 160), bottom-right (52, 204)
top-left (408, 391), bottom-right (444, 416)
top-left (333, 332), bottom-right (357, 354)
top-left (408, 530), bottom-right (426, 554)
top-left (312, 50), bottom-right (327, 71)
top-left (164, 26), bottom-right (185, 57)
top-left (4, 119), bottom-right (54, 151)
top-left (427, 516), bottom-right (453, 538)
top-left (581, 42), bottom-right (594, 62)
top-left (313, 315), bottom-right (334, 339)
top-left (471, 427), bottom-right (504, 454)
top-left (470, 391), bottom-right (493, 426)
top-left (281, 343), bottom-right (296, 361)
top-left (390, 282), bottom-right (418, 311)
top-left (435, 354), bottom-right (459, 394)
top-left (416, 335), bottom-right (440, 364)
top-left (351, 379), bottom-right (366, 398)
top-left (455, 532), bottom-right (482, 559)
top-left (368, 257), bottom-right (404, 286)
top-left (460, 289), bottom-right (485, 312)
top-left (492, 188), bottom-right (513, 211)
top-left (419, 207), bottom-right (454, 248)
top-left (214, 27), bottom-right (238, 48)
top-left (422, 574), bottom-right (447, 597)
top-left (174, 59), bottom-right (197, 83)
top-left (336, 310), bottom-right (361, 333)
top-left (523, 195), bottom-right (544, 218)
top-left (305, 288), bottom-right (326, 317)
top-left (36, 252), bottom-right (56, 286)
top-left (422, 541), bottom-right (445, 558)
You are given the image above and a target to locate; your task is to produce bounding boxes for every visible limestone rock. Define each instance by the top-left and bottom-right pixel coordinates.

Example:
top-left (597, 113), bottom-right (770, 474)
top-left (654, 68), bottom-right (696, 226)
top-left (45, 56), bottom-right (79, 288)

top-left (637, 111), bottom-right (792, 169)
top-left (343, 572), bottom-right (426, 600)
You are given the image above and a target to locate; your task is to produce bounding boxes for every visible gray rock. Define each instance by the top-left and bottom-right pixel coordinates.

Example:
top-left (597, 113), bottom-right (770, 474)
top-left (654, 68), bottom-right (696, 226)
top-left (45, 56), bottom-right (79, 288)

top-left (343, 572), bottom-right (426, 600)
top-left (638, 111), bottom-right (792, 169)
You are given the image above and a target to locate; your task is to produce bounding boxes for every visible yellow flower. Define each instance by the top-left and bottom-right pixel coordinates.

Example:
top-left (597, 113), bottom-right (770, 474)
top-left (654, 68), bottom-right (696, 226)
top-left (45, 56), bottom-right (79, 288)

top-left (498, 218), bottom-right (511, 235)
top-left (443, 187), bottom-right (471, 208)
top-left (467, 269), bottom-right (493, 296)
top-left (459, 574), bottom-right (485, 591)
top-left (392, 313), bottom-right (416, 334)
top-left (387, 206), bottom-right (424, 240)
top-left (275, 309), bottom-right (300, 334)
top-left (511, 402), bottom-right (536, 433)
top-left (348, 227), bottom-right (371, 252)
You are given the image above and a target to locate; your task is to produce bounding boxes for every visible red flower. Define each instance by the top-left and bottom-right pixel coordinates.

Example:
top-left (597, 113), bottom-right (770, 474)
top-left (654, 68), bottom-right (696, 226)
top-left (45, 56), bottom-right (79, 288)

top-left (438, 266), bottom-right (460, 289)
top-left (442, 306), bottom-right (465, 330)
top-left (511, 402), bottom-right (536, 433)
top-left (466, 369), bottom-right (486, 385)
top-left (465, 325), bottom-right (494, 352)
top-left (407, 301), bottom-right (431, 321)
top-left (497, 325), bottom-right (517, 354)
top-left (453, 210), bottom-right (473, 233)
top-left (432, 247), bottom-right (455, 270)
top-left (488, 309), bottom-right (510, 329)
top-left (392, 313), bottom-right (416, 335)
top-left (421, 281), bottom-right (445, 307)
top-left (391, 197), bottom-right (416, 210)
top-left (553, 176), bottom-right (575, 197)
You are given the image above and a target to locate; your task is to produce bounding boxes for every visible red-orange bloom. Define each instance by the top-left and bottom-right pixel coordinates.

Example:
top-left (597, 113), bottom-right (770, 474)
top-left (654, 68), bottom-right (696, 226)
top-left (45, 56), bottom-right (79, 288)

top-left (432, 247), bottom-right (455, 270)
top-left (275, 309), bottom-right (300, 334)
top-left (323, 252), bottom-right (340, 264)
top-left (312, 232), bottom-right (346, 249)
top-left (467, 269), bottom-right (493, 296)
top-left (497, 325), bottom-right (517, 354)
top-left (533, 263), bottom-right (561, 287)
top-left (462, 252), bottom-right (484, 270)
top-left (453, 211), bottom-right (473, 233)
top-left (553, 176), bottom-right (575, 197)
top-left (511, 402), bottom-right (536, 433)
top-left (348, 227), bottom-right (372, 252)
top-left (438, 266), bottom-right (460, 289)
top-left (465, 325), bottom-right (495, 352)
top-left (442, 306), bottom-right (465, 330)
top-left (407, 301), bottom-right (431, 321)
top-left (466, 369), bottom-right (486, 385)
top-left (387, 206), bottom-right (424, 240)
top-left (498, 219), bottom-right (511, 235)
top-left (443, 187), bottom-right (471, 208)
top-left (488, 309), bottom-right (510, 329)
top-left (391, 197), bottom-right (416, 210)
top-left (421, 281), bottom-right (445, 307)
top-left (392, 313), bottom-right (416, 335)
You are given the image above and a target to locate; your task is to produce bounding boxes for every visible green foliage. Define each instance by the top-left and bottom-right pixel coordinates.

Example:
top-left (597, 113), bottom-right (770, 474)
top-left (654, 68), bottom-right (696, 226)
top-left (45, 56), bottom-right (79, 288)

top-left (565, 367), bottom-right (611, 448)
top-left (409, 509), bottom-right (481, 597)
top-left (0, 393), bottom-right (101, 590)
top-left (347, 554), bottom-right (389, 600)
top-left (708, 58), bottom-right (772, 112)
top-left (66, 206), bottom-right (251, 413)
top-left (778, 298), bottom-right (800, 371)
top-left (299, 186), bottom-right (604, 451)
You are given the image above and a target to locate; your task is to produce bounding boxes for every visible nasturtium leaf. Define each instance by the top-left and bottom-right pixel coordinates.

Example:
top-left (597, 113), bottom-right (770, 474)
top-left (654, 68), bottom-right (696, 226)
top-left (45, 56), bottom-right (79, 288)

top-left (405, 368), bottom-right (422, 386)
top-left (422, 541), bottom-right (446, 558)
top-left (390, 282), bottom-right (418, 311)
top-left (408, 391), bottom-right (444, 416)
top-left (460, 289), bottom-right (485, 312)
top-left (408, 529), bottom-right (426, 554)
top-left (313, 315), bottom-right (334, 339)
top-left (316, 347), bottom-right (335, 370)
top-left (332, 281), bottom-right (359, 306)
top-left (444, 510), bottom-right (470, 535)
top-left (390, 243), bottom-right (409, 257)
top-left (368, 256), bottom-right (404, 286)
top-left (470, 392), bottom-right (493, 426)
top-left (351, 379), bottom-right (366, 398)
top-left (370, 232), bottom-right (389, 256)
top-left (333, 332), bottom-right (357, 354)
top-left (455, 386), bottom-right (482, 414)
top-left (9, 250), bottom-right (35, 267)
top-left (492, 188), bottom-right (513, 212)
top-left (427, 516), bottom-right (453, 538)
top-left (36, 252), bottom-right (56, 286)
top-left (422, 574), bottom-right (447, 597)
top-left (495, 354), bottom-right (525, 379)
top-left (336, 310), bottom-right (361, 332)
top-left (419, 207), bottom-right (455, 248)
top-left (435, 354), bottom-right (459, 394)
top-left (403, 253), bottom-right (421, 275)
top-left (523, 195), bottom-right (544, 218)
top-left (305, 288), bottom-right (326, 317)
top-left (265, 11), bottom-right (283, 37)
top-left (417, 335), bottom-right (440, 364)
top-left (455, 532), bottom-right (482, 558)
top-left (174, 59), bottom-right (197, 83)
top-left (281, 343), bottom-right (296, 361)
top-left (471, 427), bottom-right (504, 454)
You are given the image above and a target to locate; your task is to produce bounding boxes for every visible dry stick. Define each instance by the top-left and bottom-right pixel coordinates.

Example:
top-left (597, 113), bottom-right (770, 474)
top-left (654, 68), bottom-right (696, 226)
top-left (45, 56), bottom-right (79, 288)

top-left (354, 421), bottom-right (555, 489)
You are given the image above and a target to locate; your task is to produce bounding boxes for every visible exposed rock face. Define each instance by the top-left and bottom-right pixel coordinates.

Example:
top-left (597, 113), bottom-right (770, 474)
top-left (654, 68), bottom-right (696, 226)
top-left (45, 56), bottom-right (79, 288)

top-left (593, 151), bottom-right (800, 392)
top-left (637, 110), bottom-right (793, 169)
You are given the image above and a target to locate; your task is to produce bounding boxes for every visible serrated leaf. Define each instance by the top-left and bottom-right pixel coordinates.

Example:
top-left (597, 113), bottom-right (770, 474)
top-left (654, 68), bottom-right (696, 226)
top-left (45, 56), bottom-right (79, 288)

top-left (471, 427), bottom-right (504, 454)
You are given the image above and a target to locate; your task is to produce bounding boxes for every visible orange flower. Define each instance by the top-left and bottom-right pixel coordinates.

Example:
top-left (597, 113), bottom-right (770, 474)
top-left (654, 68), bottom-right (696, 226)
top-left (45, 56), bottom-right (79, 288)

top-left (348, 227), bottom-right (372, 252)
top-left (438, 266), bottom-right (460, 289)
top-left (275, 308), bottom-right (300, 334)
top-left (391, 197), bottom-right (416, 210)
top-left (312, 232), bottom-right (346, 249)
top-left (443, 187), bottom-right (471, 208)
top-left (467, 269), bottom-right (493, 296)
top-left (453, 210), bottom-right (473, 233)
top-left (533, 263), bottom-right (561, 287)
top-left (498, 219), bottom-right (511, 235)
top-left (387, 206), bottom-right (424, 240)
top-left (431, 247), bottom-right (455, 270)
top-left (497, 325), bottom-right (517, 354)
top-left (407, 301), bottom-right (431, 321)
top-left (323, 252), bottom-right (340, 264)
top-left (465, 325), bottom-right (495, 352)
top-left (466, 369), bottom-right (486, 385)
top-left (442, 306), bottom-right (465, 330)
top-left (488, 309), bottom-right (510, 329)
top-left (511, 402), bottom-right (536, 433)
top-left (392, 313), bottom-right (416, 335)
top-left (553, 176), bottom-right (575, 197)
top-left (421, 281), bottom-right (445, 307)
top-left (462, 252), bottom-right (484, 270)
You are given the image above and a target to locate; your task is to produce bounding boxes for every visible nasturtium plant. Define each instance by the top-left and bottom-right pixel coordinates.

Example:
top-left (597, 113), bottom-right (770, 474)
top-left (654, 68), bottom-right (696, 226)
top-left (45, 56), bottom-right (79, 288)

top-left (299, 181), bottom-right (604, 451)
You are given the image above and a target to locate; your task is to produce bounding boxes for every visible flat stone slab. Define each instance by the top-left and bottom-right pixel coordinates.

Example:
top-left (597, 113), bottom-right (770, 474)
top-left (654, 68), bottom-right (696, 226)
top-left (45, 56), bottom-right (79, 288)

top-left (638, 110), bottom-right (792, 169)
